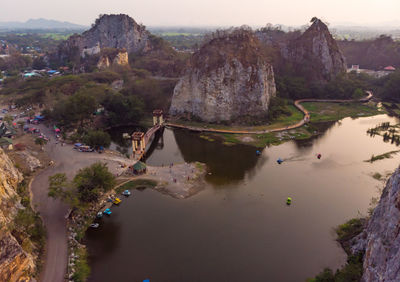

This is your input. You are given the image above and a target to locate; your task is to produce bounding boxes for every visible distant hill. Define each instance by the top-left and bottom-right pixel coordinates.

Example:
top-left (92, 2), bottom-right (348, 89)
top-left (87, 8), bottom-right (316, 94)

top-left (0, 18), bottom-right (87, 30)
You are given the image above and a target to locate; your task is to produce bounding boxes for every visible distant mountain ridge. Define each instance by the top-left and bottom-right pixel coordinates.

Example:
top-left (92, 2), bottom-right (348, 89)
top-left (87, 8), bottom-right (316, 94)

top-left (0, 18), bottom-right (87, 30)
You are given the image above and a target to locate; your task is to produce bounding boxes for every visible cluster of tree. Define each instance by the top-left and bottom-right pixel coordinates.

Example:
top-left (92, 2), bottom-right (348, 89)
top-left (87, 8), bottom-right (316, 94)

top-left (0, 53), bottom-right (32, 72)
top-left (121, 76), bottom-right (176, 113)
top-left (0, 68), bottom-right (176, 131)
top-left (267, 97), bottom-right (292, 120)
top-left (129, 35), bottom-right (189, 77)
top-left (311, 253), bottom-right (363, 282)
top-left (82, 130), bottom-right (111, 149)
top-left (338, 35), bottom-right (400, 70)
top-left (48, 162), bottom-right (115, 205)
top-left (375, 70), bottom-right (400, 101)
top-left (276, 72), bottom-right (374, 100)
top-left (0, 32), bottom-right (73, 53)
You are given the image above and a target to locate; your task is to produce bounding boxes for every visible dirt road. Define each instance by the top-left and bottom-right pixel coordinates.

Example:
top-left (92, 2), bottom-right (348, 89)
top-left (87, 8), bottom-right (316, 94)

top-left (30, 124), bottom-right (131, 282)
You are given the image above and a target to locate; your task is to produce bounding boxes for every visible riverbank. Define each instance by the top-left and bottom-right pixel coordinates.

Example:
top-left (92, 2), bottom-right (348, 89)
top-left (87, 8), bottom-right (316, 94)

top-left (166, 93), bottom-right (380, 147)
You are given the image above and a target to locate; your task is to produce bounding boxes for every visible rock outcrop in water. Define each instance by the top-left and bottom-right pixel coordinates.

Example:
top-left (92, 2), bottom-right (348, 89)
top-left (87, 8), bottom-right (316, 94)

top-left (169, 28), bottom-right (276, 123)
top-left (257, 18), bottom-right (347, 82)
top-left (351, 166), bottom-right (400, 281)
top-left (0, 149), bottom-right (35, 282)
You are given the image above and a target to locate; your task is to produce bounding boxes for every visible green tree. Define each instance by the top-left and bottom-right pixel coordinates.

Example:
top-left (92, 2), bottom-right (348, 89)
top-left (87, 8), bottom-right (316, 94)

top-left (73, 162), bottom-right (115, 203)
top-left (103, 93), bottom-right (144, 127)
top-left (82, 130), bottom-right (111, 149)
top-left (51, 92), bottom-right (97, 127)
top-left (352, 88), bottom-right (364, 99)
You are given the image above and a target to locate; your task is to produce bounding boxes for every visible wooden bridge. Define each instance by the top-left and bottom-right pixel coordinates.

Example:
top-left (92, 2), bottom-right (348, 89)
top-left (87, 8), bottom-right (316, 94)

top-left (132, 110), bottom-right (164, 161)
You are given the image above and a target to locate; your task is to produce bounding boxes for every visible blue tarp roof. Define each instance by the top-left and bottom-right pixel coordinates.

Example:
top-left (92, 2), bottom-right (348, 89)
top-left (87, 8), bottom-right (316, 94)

top-left (74, 143), bottom-right (82, 147)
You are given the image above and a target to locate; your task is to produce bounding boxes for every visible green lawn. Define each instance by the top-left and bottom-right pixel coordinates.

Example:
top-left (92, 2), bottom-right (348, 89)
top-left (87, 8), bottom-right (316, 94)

top-left (302, 102), bottom-right (381, 122)
top-left (168, 103), bottom-right (304, 132)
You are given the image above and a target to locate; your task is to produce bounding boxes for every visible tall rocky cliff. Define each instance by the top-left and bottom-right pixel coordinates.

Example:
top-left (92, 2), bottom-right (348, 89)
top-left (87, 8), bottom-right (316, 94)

top-left (169, 28), bottom-right (276, 123)
top-left (54, 14), bottom-right (187, 76)
top-left (257, 18), bottom-right (347, 83)
top-left (0, 149), bottom-right (35, 282)
top-left (57, 14), bottom-right (152, 64)
top-left (351, 166), bottom-right (400, 281)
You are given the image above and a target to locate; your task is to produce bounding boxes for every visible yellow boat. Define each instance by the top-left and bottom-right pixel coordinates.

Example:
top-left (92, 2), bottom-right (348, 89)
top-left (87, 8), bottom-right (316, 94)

top-left (113, 197), bottom-right (121, 205)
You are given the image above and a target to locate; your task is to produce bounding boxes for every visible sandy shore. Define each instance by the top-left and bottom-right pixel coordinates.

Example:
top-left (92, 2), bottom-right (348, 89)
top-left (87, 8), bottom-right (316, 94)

top-left (137, 162), bottom-right (207, 199)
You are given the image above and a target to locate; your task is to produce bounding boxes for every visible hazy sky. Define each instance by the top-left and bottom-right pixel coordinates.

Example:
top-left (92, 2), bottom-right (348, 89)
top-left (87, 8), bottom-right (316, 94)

top-left (2, 0), bottom-right (400, 27)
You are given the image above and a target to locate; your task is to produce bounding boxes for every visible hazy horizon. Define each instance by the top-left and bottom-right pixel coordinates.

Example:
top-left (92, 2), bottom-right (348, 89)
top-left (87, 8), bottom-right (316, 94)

top-left (1, 0), bottom-right (400, 28)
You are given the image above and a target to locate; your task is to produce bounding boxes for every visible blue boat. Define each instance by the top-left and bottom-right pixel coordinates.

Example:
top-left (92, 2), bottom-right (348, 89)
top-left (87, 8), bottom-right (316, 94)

top-left (256, 150), bottom-right (261, 156)
top-left (103, 208), bottom-right (112, 215)
top-left (277, 158), bottom-right (283, 164)
top-left (122, 190), bottom-right (131, 196)
top-left (96, 212), bottom-right (103, 218)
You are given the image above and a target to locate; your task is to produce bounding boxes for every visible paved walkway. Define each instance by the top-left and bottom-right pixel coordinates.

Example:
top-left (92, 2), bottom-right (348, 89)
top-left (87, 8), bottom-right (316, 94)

top-left (166, 91), bottom-right (373, 134)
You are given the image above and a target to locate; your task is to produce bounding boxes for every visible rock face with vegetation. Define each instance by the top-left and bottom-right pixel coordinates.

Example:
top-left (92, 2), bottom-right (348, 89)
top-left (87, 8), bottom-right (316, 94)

top-left (257, 18), bottom-right (347, 83)
top-left (58, 14), bottom-right (152, 61)
top-left (351, 166), bottom-right (400, 281)
top-left (287, 18), bottom-right (347, 81)
top-left (170, 28), bottom-right (276, 123)
top-left (54, 14), bottom-right (187, 76)
top-left (0, 149), bottom-right (35, 282)
top-left (96, 49), bottom-right (129, 69)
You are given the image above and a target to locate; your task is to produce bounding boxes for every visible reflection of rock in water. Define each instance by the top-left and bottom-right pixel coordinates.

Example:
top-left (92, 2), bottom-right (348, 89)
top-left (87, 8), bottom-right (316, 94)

top-left (293, 121), bottom-right (336, 149)
top-left (172, 130), bottom-right (267, 186)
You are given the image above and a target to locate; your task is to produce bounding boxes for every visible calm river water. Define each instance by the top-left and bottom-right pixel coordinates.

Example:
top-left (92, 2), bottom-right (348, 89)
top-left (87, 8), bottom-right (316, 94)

top-left (87, 114), bottom-right (400, 282)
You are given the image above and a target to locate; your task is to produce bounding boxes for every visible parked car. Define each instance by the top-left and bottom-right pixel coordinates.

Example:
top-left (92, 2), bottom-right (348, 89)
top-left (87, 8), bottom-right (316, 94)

top-left (79, 145), bottom-right (94, 152)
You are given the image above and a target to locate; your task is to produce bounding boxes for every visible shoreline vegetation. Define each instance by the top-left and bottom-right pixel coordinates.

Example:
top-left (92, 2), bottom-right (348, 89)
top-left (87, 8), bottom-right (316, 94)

top-left (364, 150), bottom-right (400, 163)
top-left (308, 218), bottom-right (366, 282)
top-left (167, 97), bottom-right (380, 148)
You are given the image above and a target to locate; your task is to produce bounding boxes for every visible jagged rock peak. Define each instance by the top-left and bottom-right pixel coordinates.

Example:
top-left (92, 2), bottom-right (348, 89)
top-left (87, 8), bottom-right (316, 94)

top-left (289, 17), bottom-right (347, 81)
top-left (193, 27), bottom-right (261, 71)
top-left (58, 14), bottom-right (152, 62)
top-left (169, 27), bottom-right (276, 123)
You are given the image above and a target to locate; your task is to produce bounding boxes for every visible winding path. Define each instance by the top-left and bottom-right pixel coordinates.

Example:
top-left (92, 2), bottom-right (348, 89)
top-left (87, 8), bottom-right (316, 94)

top-left (30, 124), bottom-right (132, 282)
top-left (166, 91), bottom-right (373, 134)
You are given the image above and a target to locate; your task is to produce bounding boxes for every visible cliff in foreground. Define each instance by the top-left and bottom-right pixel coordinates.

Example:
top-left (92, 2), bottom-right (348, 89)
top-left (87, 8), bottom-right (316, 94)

top-left (0, 149), bottom-right (35, 282)
top-left (351, 166), bottom-right (400, 281)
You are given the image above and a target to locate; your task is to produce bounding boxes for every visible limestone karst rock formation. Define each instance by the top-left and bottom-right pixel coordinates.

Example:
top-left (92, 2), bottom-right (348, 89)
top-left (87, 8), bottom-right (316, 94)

top-left (170, 28), bottom-right (276, 123)
top-left (57, 14), bottom-right (152, 64)
top-left (0, 149), bottom-right (35, 282)
top-left (257, 18), bottom-right (347, 83)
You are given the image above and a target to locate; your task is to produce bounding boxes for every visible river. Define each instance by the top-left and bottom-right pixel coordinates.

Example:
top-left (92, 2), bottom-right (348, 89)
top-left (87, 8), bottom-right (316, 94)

top-left (86, 114), bottom-right (400, 282)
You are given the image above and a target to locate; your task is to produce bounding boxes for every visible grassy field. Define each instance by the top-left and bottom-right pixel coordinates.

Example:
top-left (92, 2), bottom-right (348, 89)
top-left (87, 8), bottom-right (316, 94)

top-left (302, 101), bottom-right (382, 122)
top-left (168, 103), bottom-right (304, 132)
top-left (168, 101), bottom-right (382, 148)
